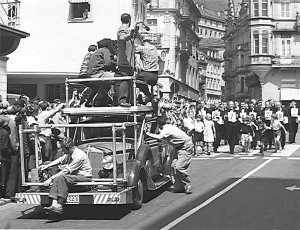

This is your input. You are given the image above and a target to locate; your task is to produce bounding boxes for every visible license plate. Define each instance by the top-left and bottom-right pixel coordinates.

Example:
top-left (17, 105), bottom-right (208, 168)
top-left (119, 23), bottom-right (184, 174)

top-left (66, 194), bottom-right (79, 204)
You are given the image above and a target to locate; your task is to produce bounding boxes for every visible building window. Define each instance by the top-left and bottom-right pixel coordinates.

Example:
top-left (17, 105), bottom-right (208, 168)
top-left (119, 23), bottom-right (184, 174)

top-left (7, 84), bottom-right (37, 99)
top-left (262, 0), bottom-right (268, 16)
top-left (281, 79), bottom-right (296, 88)
top-left (240, 54), bottom-right (245, 66)
top-left (205, 29), bottom-right (208, 35)
top-left (200, 29), bottom-right (203, 35)
top-left (262, 30), bottom-right (269, 54)
top-left (253, 30), bottom-right (259, 54)
top-left (241, 77), bottom-right (245, 92)
top-left (253, 0), bottom-right (259, 16)
top-left (210, 30), bottom-right (212, 37)
top-left (147, 19), bottom-right (157, 26)
top-left (69, 1), bottom-right (92, 22)
top-left (282, 39), bottom-right (291, 56)
top-left (281, 0), bottom-right (290, 18)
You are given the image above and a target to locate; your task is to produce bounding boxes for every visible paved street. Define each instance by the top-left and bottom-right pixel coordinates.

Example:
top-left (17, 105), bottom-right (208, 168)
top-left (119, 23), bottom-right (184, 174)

top-left (1, 140), bottom-right (300, 229)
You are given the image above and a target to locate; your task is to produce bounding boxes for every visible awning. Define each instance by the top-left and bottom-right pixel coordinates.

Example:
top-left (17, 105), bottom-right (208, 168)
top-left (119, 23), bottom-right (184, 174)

top-left (69, 0), bottom-right (89, 3)
top-left (281, 88), bottom-right (300, 101)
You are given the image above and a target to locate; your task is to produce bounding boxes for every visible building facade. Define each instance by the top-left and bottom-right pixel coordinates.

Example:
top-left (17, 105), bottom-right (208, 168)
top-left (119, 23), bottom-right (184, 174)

top-left (223, 0), bottom-right (300, 102)
top-left (147, 0), bottom-right (202, 101)
top-left (197, 5), bottom-right (226, 103)
top-left (7, 0), bottom-right (149, 101)
top-left (0, 0), bottom-right (29, 100)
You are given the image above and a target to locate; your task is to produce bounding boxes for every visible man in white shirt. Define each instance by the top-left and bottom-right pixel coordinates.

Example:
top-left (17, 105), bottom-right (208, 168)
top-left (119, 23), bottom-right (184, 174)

top-left (40, 137), bottom-right (92, 216)
top-left (146, 117), bottom-right (194, 194)
top-left (37, 101), bottom-right (65, 161)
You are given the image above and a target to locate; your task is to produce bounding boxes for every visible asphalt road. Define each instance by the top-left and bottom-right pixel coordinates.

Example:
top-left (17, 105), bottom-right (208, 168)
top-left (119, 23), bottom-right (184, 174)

top-left (1, 141), bottom-right (300, 229)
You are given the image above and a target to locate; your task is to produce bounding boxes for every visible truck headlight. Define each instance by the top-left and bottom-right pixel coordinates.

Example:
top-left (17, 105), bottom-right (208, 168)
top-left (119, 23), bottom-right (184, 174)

top-left (102, 155), bottom-right (113, 170)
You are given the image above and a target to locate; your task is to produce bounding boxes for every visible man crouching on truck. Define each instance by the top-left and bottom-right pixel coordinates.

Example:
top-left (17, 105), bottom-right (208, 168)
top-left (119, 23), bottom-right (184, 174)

top-left (39, 137), bottom-right (92, 216)
top-left (146, 117), bottom-right (194, 194)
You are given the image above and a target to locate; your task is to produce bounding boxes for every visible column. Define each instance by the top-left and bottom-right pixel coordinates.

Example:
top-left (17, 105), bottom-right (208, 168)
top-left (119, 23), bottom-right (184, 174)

top-left (0, 57), bottom-right (9, 100)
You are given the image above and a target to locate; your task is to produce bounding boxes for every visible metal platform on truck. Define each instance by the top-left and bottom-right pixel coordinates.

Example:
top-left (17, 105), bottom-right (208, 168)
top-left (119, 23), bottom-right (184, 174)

top-left (63, 106), bottom-right (153, 116)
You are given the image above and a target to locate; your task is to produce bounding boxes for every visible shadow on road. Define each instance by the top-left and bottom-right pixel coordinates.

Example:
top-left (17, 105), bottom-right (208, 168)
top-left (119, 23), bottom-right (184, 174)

top-left (16, 182), bottom-right (172, 222)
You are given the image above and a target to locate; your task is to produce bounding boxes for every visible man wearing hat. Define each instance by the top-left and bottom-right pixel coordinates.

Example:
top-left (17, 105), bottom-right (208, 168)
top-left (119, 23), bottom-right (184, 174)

top-left (40, 137), bottom-right (92, 216)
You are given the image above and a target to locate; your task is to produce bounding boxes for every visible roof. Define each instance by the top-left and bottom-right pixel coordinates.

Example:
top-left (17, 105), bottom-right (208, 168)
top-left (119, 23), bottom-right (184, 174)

top-left (199, 38), bottom-right (225, 48)
top-left (194, 0), bottom-right (228, 13)
top-left (198, 7), bottom-right (227, 22)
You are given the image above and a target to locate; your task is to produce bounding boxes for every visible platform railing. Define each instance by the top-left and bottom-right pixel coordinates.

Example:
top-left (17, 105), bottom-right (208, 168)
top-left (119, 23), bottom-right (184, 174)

top-left (18, 122), bottom-right (135, 190)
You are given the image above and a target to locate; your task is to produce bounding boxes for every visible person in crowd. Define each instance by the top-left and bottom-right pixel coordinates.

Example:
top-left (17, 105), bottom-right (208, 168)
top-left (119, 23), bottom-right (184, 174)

top-left (261, 101), bottom-right (274, 150)
top-left (194, 115), bottom-right (204, 155)
top-left (116, 13), bottom-right (134, 107)
top-left (0, 115), bottom-right (11, 198)
top-left (239, 116), bottom-right (254, 154)
top-left (40, 137), bottom-right (92, 216)
top-left (146, 117), bottom-right (193, 194)
top-left (275, 101), bottom-right (288, 149)
top-left (212, 101), bottom-right (225, 153)
top-left (288, 99), bottom-right (299, 144)
top-left (78, 45), bottom-right (97, 79)
top-left (271, 113), bottom-right (287, 153)
top-left (0, 95), bottom-right (10, 114)
top-left (225, 101), bottom-right (240, 154)
top-left (196, 100), bottom-right (208, 118)
top-left (37, 101), bottom-right (65, 162)
top-left (203, 113), bottom-right (215, 155)
top-left (256, 116), bottom-right (267, 156)
top-left (135, 36), bottom-right (159, 106)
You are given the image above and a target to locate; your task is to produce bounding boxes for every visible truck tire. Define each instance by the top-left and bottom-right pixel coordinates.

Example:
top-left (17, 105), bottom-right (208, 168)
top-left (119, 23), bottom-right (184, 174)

top-left (131, 175), bottom-right (144, 210)
top-left (136, 144), bottom-right (153, 178)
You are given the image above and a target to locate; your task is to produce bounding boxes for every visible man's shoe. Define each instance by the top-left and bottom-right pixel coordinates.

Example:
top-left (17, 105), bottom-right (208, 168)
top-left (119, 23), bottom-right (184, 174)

top-left (118, 102), bottom-right (131, 107)
top-left (185, 184), bottom-right (192, 194)
top-left (43, 205), bottom-right (63, 215)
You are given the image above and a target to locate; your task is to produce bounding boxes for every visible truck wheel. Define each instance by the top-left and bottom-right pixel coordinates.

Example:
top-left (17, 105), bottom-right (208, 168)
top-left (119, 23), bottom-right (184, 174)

top-left (131, 176), bottom-right (144, 210)
top-left (137, 144), bottom-right (153, 177)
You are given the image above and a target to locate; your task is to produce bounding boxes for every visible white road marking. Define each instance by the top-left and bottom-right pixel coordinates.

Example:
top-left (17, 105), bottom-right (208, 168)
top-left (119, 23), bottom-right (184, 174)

top-left (270, 145), bottom-right (300, 157)
top-left (160, 158), bottom-right (274, 230)
top-left (215, 157), bottom-right (234, 160)
top-left (193, 157), bottom-right (210, 160)
top-left (287, 157), bottom-right (300, 160)
top-left (263, 157), bottom-right (281, 160)
top-left (239, 157), bottom-right (257, 160)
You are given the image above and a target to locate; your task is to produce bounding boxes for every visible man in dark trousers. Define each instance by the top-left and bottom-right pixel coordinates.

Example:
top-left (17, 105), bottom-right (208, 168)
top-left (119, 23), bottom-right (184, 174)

top-left (260, 101), bottom-right (275, 150)
top-left (288, 100), bottom-right (300, 144)
top-left (116, 13), bottom-right (134, 107)
top-left (225, 101), bottom-right (240, 154)
top-left (212, 101), bottom-right (225, 153)
top-left (40, 137), bottom-right (92, 216)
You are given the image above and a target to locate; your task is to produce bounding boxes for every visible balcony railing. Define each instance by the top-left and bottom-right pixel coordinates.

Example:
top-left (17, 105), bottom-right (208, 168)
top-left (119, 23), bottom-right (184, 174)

top-left (178, 40), bottom-right (192, 54)
top-left (0, 0), bottom-right (20, 28)
top-left (272, 56), bottom-right (300, 67)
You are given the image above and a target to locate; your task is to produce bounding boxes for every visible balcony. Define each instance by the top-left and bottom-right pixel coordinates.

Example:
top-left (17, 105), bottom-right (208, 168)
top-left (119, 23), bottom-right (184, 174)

top-left (178, 40), bottom-right (192, 55)
top-left (272, 56), bottom-right (300, 68)
top-left (236, 43), bottom-right (249, 52)
top-left (0, 0), bottom-right (20, 29)
top-left (141, 33), bottom-right (162, 47)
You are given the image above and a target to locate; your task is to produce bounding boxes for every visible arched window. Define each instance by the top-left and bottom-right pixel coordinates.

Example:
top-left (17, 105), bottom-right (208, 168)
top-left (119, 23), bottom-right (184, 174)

top-left (262, 0), bottom-right (268, 16)
top-left (262, 30), bottom-right (269, 54)
top-left (253, 30), bottom-right (259, 54)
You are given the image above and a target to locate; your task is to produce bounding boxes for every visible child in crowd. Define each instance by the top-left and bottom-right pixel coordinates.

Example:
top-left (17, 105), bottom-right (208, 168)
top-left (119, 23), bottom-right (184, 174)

top-left (256, 116), bottom-right (267, 156)
top-left (194, 115), bottom-right (204, 155)
top-left (203, 113), bottom-right (215, 155)
top-left (239, 116), bottom-right (254, 154)
top-left (271, 113), bottom-right (287, 153)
